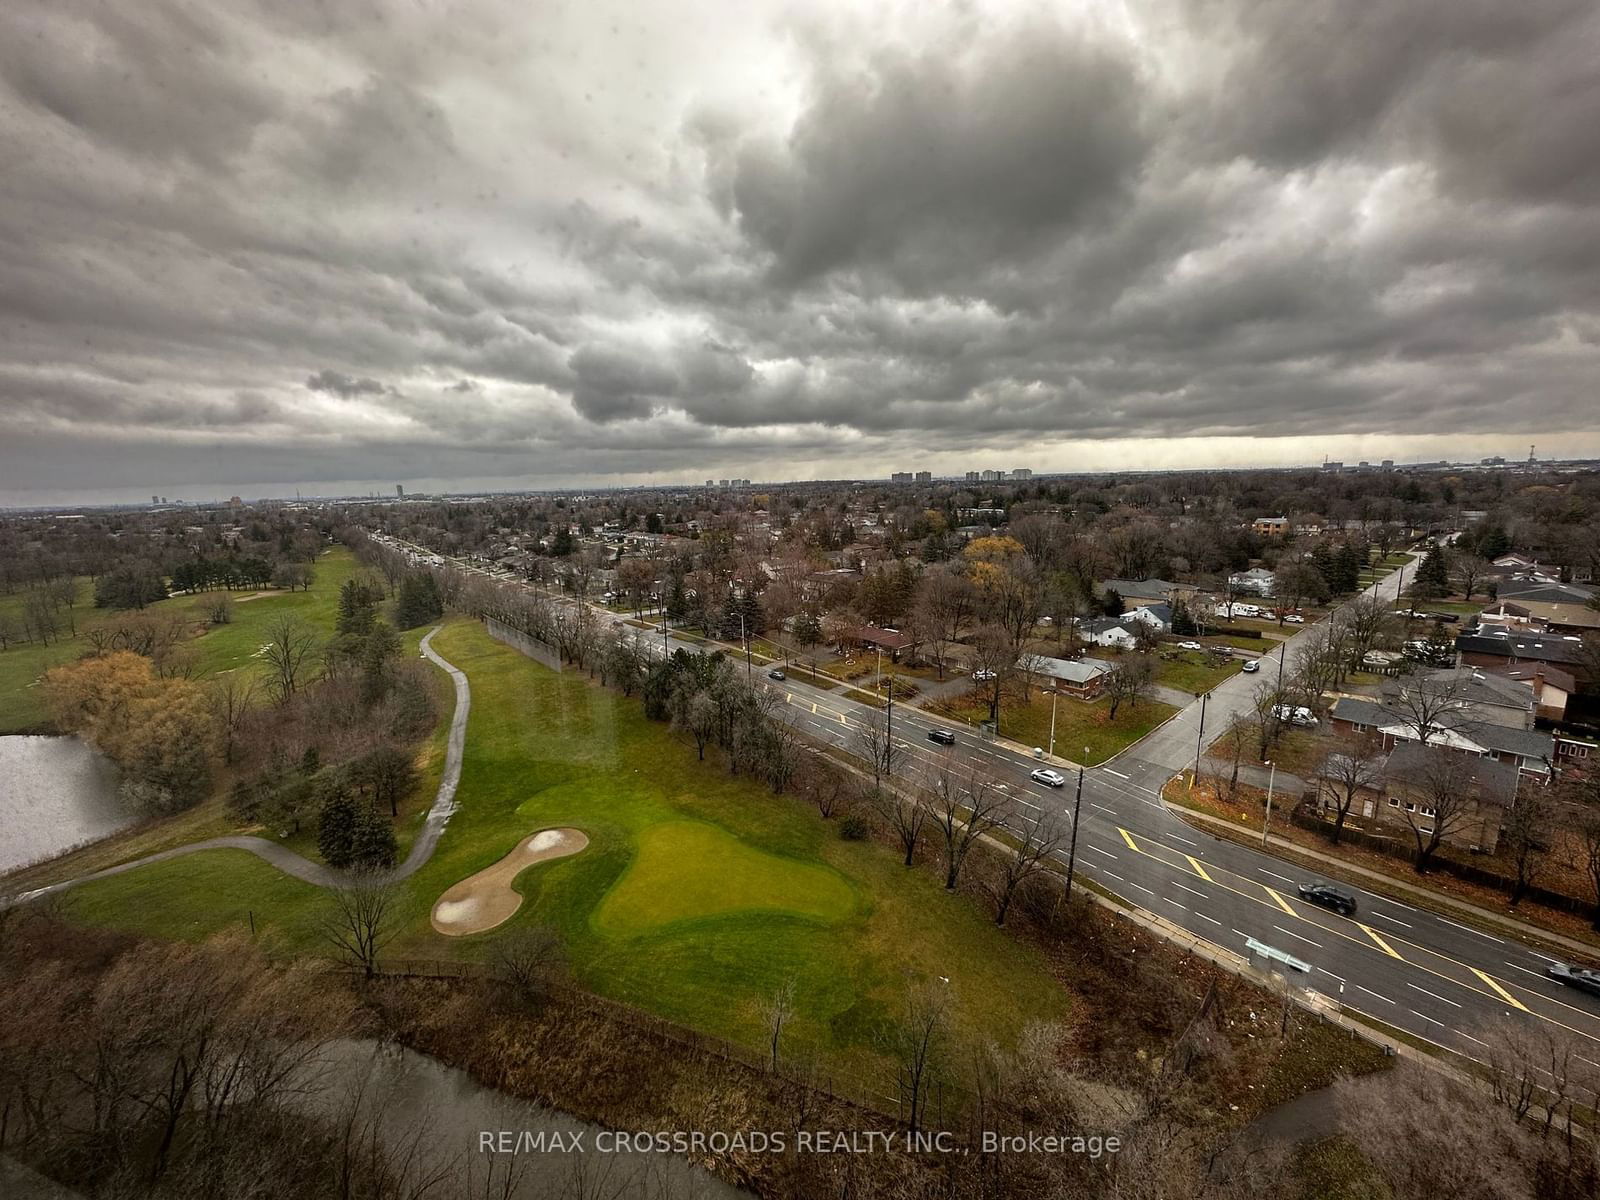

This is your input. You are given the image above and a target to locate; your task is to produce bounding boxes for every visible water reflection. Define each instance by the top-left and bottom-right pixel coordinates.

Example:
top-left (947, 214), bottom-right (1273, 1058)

top-left (0, 736), bottom-right (128, 874)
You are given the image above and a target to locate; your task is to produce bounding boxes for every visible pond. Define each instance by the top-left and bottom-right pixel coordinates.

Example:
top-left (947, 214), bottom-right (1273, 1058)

top-left (0, 735), bottom-right (129, 874)
top-left (301, 1040), bottom-right (750, 1199)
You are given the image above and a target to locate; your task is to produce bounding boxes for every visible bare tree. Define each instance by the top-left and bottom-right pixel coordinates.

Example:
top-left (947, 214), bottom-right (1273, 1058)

top-left (1565, 787), bottom-right (1600, 931)
top-left (872, 778), bottom-right (931, 867)
top-left (261, 614), bottom-right (319, 703)
top-left (1104, 653), bottom-right (1156, 720)
top-left (990, 801), bottom-right (1065, 926)
top-left (1315, 730), bottom-right (1385, 844)
top-left (319, 874), bottom-right (400, 979)
top-left (1452, 553), bottom-right (1491, 601)
top-left (926, 760), bottom-right (1006, 891)
top-left (493, 926), bottom-right (567, 1006)
top-left (851, 705), bottom-right (901, 788)
top-left (1386, 671), bottom-right (1470, 746)
top-left (760, 977), bottom-right (797, 1072)
top-left (881, 976), bottom-right (952, 1136)
top-left (1389, 747), bottom-right (1493, 873)
top-left (1339, 594), bottom-right (1396, 671)
top-left (210, 671), bottom-right (258, 765)
top-left (1502, 781), bottom-right (1556, 907)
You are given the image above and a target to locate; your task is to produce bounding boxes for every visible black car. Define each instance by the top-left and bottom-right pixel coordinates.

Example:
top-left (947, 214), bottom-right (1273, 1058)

top-left (1547, 963), bottom-right (1600, 998)
top-left (1297, 882), bottom-right (1357, 916)
top-left (767, 668), bottom-right (786, 681)
top-left (926, 728), bottom-right (957, 746)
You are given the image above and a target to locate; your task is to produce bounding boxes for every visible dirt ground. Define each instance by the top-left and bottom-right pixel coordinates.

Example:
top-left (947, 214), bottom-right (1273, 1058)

top-left (430, 828), bottom-right (589, 936)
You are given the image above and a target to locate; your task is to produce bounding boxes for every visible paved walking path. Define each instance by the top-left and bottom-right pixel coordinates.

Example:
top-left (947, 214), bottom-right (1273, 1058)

top-left (8, 627), bottom-right (469, 905)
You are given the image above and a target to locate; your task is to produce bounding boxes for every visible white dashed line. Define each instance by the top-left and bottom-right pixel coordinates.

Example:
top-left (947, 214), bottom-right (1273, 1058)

top-left (1172, 881), bottom-right (1208, 900)
top-left (1437, 917), bottom-right (1504, 944)
top-left (1406, 982), bottom-right (1461, 1008)
top-left (1354, 985), bottom-right (1394, 1004)
top-left (1194, 912), bottom-right (1222, 926)
top-left (1370, 910), bottom-right (1412, 928)
top-left (1273, 924), bottom-right (1322, 949)
top-left (1259, 868), bottom-right (1296, 885)
top-left (1087, 845), bottom-right (1118, 859)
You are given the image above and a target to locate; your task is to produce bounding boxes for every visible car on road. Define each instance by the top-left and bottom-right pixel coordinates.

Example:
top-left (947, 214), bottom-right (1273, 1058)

top-left (1271, 703), bottom-right (1319, 727)
top-left (973, 669), bottom-right (997, 682)
top-left (1177, 640), bottom-right (1203, 651)
top-left (1297, 881), bottom-right (1357, 916)
top-left (926, 728), bottom-right (957, 746)
top-left (766, 668), bottom-right (786, 681)
top-left (1241, 659), bottom-right (1260, 673)
top-left (1029, 767), bottom-right (1067, 788)
top-left (1283, 613), bottom-right (1305, 624)
top-left (1546, 962), bottom-right (1600, 998)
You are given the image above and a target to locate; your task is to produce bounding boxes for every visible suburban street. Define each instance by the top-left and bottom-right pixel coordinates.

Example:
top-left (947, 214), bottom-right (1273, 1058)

top-left (386, 537), bottom-right (1600, 1067)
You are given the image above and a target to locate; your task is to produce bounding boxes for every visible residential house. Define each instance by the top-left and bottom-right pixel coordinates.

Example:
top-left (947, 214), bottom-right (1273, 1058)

top-left (1123, 602), bottom-right (1173, 633)
top-left (1491, 663), bottom-right (1576, 723)
top-left (1316, 743), bottom-right (1516, 853)
top-left (1019, 655), bottom-right (1114, 700)
top-left (1228, 567), bottom-right (1276, 597)
top-left (1495, 600), bottom-right (1600, 636)
top-left (1252, 515), bottom-right (1290, 536)
top-left (1077, 618), bottom-right (1140, 650)
top-left (851, 625), bottom-right (916, 662)
top-left (1101, 578), bottom-right (1192, 606)
top-left (1328, 667), bottom-right (1554, 778)
top-left (1454, 627), bottom-right (1590, 681)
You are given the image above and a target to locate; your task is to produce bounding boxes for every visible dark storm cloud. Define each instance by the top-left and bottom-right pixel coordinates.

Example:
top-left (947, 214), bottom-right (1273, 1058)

top-left (2, 0), bottom-right (1600, 502)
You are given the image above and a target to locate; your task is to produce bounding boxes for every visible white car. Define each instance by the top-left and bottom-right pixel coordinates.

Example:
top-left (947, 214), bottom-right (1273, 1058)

top-left (1177, 641), bottom-right (1203, 651)
top-left (973, 669), bottom-right (997, 682)
top-left (1030, 767), bottom-right (1066, 788)
top-left (1283, 614), bottom-right (1306, 624)
top-left (1241, 659), bottom-right (1260, 673)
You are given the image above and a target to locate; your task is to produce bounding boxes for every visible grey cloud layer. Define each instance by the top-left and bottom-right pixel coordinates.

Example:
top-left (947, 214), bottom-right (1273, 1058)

top-left (2, 0), bottom-right (1599, 498)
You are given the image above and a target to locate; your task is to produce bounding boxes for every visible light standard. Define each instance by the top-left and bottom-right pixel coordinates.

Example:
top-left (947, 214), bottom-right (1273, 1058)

top-left (1048, 687), bottom-right (1059, 760)
top-left (1261, 759), bottom-right (1278, 848)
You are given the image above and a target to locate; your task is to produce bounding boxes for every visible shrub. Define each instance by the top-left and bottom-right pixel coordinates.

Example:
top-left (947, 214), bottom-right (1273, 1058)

top-left (839, 815), bottom-right (869, 841)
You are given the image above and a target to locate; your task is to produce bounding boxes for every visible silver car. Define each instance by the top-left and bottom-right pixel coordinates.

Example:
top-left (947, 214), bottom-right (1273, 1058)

top-left (1030, 767), bottom-right (1066, 788)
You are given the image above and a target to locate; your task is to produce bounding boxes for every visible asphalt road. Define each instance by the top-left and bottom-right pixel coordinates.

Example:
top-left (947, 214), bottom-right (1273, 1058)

top-left (382, 539), bottom-right (1600, 1067)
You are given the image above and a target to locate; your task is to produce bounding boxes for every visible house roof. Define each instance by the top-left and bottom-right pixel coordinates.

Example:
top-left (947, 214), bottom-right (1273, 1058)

top-left (1382, 744), bottom-right (1519, 807)
top-left (1494, 580), bottom-right (1596, 604)
top-left (1079, 617), bottom-right (1135, 637)
top-left (1495, 663), bottom-right (1578, 695)
top-left (1455, 629), bottom-right (1586, 666)
top-left (1101, 578), bottom-right (1180, 601)
top-left (1380, 667), bottom-right (1534, 712)
top-left (1231, 567), bottom-right (1276, 580)
top-left (1130, 602), bottom-right (1174, 624)
top-left (1331, 696), bottom-right (1553, 766)
top-left (854, 626), bottom-right (912, 650)
top-left (1022, 656), bottom-right (1113, 685)
top-left (1506, 600), bottom-right (1600, 631)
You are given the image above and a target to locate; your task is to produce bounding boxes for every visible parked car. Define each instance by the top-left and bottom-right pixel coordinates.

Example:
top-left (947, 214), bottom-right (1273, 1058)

top-left (766, 668), bottom-right (786, 681)
top-left (1177, 640), bottom-right (1203, 651)
top-left (927, 728), bottom-right (957, 746)
top-left (1271, 703), bottom-right (1319, 728)
top-left (1283, 613), bottom-right (1305, 624)
top-left (1297, 882), bottom-right (1357, 916)
top-left (1547, 963), bottom-right (1600, 998)
top-left (973, 669), bottom-right (997, 682)
top-left (1030, 767), bottom-right (1067, 788)
top-left (1241, 659), bottom-right (1260, 673)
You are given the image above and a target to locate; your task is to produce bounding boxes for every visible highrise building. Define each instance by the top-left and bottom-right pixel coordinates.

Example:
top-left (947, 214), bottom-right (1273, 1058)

top-left (914, 470), bottom-right (932, 483)
top-left (396, 484), bottom-right (404, 497)
top-left (1011, 468), bottom-right (1032, 480)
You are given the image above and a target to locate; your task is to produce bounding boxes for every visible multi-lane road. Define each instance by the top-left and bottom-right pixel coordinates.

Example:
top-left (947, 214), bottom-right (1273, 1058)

top-left (381, 536), bottom-right (1600, 1065)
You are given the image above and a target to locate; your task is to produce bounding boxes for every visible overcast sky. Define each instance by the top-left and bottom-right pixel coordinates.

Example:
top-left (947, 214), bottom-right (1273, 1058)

top-left (4, 0), bottom-right (1600, 505)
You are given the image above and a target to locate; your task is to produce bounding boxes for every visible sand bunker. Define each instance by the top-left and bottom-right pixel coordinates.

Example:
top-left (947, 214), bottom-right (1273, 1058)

top-left (430, 827), bottom-right (589, 936)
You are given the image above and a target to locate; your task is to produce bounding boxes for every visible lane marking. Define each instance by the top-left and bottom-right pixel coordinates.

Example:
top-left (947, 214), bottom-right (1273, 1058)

top-left (1319, 968), bottom-right (1346, 983)
top-left (1438, 917), bottom-right (1504, 944)
top-left (1167, 832), bottom-right (1199, 848)
top-left (1356, 922), bottom-right (1403, 959)
top-left (1457, 1031), bottom-right (1491, 1048)
top-left (1172, 881), bottom-right (1208, 901)
top-left (1370, 910), bottom-right (1412, 929)
top-left (1273, 924), bottom-right (1322, 949)
top-left (1128, 882), bottom-right (1157, 897)
top-left (1102, 870), bottom-right (1124, 882)
top-left (1504, 962), bottom-right (1557, 983)
top-left (1118, 827), bottom-right (1140, 852)
top-left (1087, 845), bottom-right (1118, 859)
top-left (1470, 968), bottom-right (1529, 1011)
top-left (1259, 868), bottom-right (1296, 885)
top-left (1104, 768), bottom-right (1129, 779)
top-left (1264, 887), bottom-right (1297, 915)
top-left (1407, 982), bottom-right (1462, 1008)
top-left (1194, 912), bottom-right (1222, 926)
top-left (1185, 855), bottom-right (1215, 883)
top-left (1373, 897), bottom-right (1417, 913)
top-left (1354, 984), bottom-right (1394, 1005)
top-left (1090, 803), bottom-right (1116, 815)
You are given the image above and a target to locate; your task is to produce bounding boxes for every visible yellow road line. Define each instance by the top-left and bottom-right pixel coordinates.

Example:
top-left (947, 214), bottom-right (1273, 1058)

top-left (1356, 922), bottom-right (1402, 959)
top-left (1185, 855), bottom-right (1214, 883)
top-left (1471, 968), bottom-right (1530, 1011)
top-left (1118, 827), bottom-right (1139, 852)
top-left (1264, 887), bottom-right (1297, 915)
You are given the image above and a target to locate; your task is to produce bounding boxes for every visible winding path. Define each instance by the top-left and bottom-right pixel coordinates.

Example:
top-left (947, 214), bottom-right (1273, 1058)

top-left (9, 626), bottom-right (470, 905)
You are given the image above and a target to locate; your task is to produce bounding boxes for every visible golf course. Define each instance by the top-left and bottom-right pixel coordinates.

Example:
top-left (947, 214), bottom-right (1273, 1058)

top-left (56, 617), bottom-right (1067, 1074)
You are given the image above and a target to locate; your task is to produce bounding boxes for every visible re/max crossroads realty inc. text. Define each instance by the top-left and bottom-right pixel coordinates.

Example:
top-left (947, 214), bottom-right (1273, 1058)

top-left (478, 1129), bottom-right (1123, 1157)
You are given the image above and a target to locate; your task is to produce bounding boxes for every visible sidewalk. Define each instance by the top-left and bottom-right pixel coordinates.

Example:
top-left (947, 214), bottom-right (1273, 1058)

top-left (1177, 803), bottom-right (1600, 959)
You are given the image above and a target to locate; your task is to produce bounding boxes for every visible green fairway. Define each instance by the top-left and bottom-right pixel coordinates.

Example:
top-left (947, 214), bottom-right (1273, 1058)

top-left (594, 820), bottom-right (857, 935)
top-left (0, 548), bottom-right (364, 733)
top-left (63, 617), bottom-right (1067, 1075)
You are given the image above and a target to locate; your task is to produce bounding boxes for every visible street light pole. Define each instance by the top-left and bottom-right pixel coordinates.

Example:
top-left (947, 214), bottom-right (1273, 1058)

top-left (1189, 691), bottom-right (1208, 793)
top-left (1262, 760), bottom-right (1278, 848)
top-left (1064, 762), bottom-right (1085, 900)
top-left (741, 612), bottom-right (752, 681)
top-left (1048, 688), bottom-right (1059, 760)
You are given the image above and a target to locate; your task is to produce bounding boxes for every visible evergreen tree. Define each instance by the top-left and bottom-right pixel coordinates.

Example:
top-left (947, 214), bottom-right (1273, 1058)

top-left (1332, 543), bottom-right (1363, 594)
top-left (1170, 598), bottom-right (1198, 636)
top-left (350, 803), bottom-right (398, 870)
top-left (316, 785), bottom-right (359, 868)
top-left (792, 611), bottom-right (822, 647)
top-left (1412, 545), bottom-right (1451, 601)
top-left (550, 526), bottom-right (575, 556)
top-left (1101, 587), bottom-right (1124, 617)
top-left (393, 572), bottom-right (443, 629)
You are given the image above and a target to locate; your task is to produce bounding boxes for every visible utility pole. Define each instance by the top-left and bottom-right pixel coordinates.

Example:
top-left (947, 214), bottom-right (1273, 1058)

top-left (1064, 760), bottom-right (1085, 900)
top-left (740, 612), bottom-right (752, 681)
top-left (1262, 760), bottom-right (1278, 848)
top-left (1277, 638), bottom-right (1288, 692)
top-left (1189, 691), bottom-right (1208, 793)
